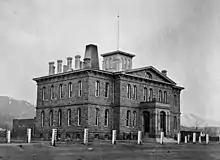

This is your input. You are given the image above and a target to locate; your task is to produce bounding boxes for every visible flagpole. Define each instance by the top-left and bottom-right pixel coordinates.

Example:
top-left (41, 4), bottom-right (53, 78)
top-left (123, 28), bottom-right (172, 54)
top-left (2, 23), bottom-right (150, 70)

top-left (117, 12), bottom-right (120, 51)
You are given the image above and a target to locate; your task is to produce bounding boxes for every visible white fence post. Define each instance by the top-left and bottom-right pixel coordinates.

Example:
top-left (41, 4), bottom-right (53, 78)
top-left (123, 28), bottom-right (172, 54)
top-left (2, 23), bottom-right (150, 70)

top-left (27, 128), bottom-right (31, 143)
top-left (83, 128), bottom-right (88, 145)
top-left (160, 132), bottom-right (164, 144)
top-left (199, 136), bottom-right (201, 143)
top-left (7, 130), bottom-right (11, 143)
top-left (185, 136), bottom-right (187, 143)
top-left (137, 131), bottom-right (142, 145)
top-left (51, 129), bottom-right (57, 146)
top-left (193, 133), bottom-right (196, 144)
top-left (206, 134), bottom-right (209, 144)
top-left (112, 130), bottom-right (116, 145)
top-left (177, 133), bottom-right (181, 144)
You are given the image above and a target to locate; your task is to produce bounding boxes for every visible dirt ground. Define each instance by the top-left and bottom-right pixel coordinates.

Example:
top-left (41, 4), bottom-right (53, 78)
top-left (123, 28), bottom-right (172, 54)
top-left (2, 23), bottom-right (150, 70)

top-left (0, 141), bottom-right (220, 160)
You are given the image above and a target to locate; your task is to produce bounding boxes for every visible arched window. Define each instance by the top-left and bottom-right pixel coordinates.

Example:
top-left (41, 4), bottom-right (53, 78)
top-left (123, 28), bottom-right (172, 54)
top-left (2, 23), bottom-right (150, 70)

top-left (149, 88), bottom-right (153, 101)
top-left (133, 111), bottom-right (137, 127)
top-left (127, 84), bottom-right (132, 99)
top-left (59, 84), bottom-right (63, 99)
top-left (50, 85), bottom-right (54, 100)
top-left (49, 110), bottom-right (53, 126)
top-left (143, 87), bottom-right (148, 102)
top-left (95, 81), bottom-right (100, 97)
top-left (126, 110), bottom-right (131, 126)
top-left (77, 108), bottom-right (81, 126)
top-left (95, 108), bottom-right (99, 126)
top-left (78, 81), bottom-right (82, 97)
top-left (67, 109), bottom-right (71, 126)
top-left (42, 87), bottom-right (46, 101)
top-left (58, 109), bottom-right (62, 126)
top-left (174, 116), bottom-right (177, 130)
top-left (104, 82), bottom-right (109, 98)
top-left (133, 85), bottom-right (137, 100)
top-left (68, 82), bottom-right (72, 98)
top-left (164, 91), bottom-right (167, 102)
top-left (41, 111), bottom-right (45, 127)
top-left (104, 109), bottom-right (109, 126)
top-left (159, 90), bottom-right (162, 102)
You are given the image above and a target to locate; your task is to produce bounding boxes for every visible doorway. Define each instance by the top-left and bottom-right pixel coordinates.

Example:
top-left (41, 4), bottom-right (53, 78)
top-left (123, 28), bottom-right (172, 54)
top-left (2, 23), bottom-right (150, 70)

top-left (160, 111), bottom-right (166, 136)
top-left (143, 111), bottom-right (150, 134)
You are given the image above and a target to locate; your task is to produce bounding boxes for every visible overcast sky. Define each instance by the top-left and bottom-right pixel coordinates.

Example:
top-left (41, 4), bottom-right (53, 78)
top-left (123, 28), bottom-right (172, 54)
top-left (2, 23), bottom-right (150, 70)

top-left (0, 0), bottom-right (220, 120)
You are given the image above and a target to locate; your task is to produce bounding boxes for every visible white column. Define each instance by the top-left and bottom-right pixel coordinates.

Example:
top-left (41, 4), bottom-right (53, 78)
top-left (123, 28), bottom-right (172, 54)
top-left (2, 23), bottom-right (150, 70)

top-left (177, 133), bottom-right (181, 144)
top-left (206, 134), bottom-right (209, 144)
top-left (84, 128), bottom-right (88, 145)
top-left (193, 133), bottom-right (196, 144)
top-left (137, 131), bottom-right (142, 145)
top-left (27, 128), bottom-right (31, 143)
top-left (51, 129), bottom-right (57, 146)
top-left (112, 130), bottom-right (116, 144)
top-left (160, 132), bottom-right (164, 144)
top-left (7, 130), bottom-right (11, 143)
top-left (185, 136), bottom-right (187, 143)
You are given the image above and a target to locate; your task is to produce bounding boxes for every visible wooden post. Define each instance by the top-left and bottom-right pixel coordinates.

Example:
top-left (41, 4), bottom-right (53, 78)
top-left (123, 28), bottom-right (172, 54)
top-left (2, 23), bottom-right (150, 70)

top-left (83, 128), bottom-right (88, 145)
top-left (112, 130), bottom-right (116, 145)
top-left (160, 132), bottom-right (164, 144)
top-left (137, 131), bottom-right (142, 145)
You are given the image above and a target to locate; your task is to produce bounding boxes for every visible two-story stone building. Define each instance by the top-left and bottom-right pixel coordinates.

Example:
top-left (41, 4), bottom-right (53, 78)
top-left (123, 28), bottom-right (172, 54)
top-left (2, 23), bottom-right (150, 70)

top-left (33, 44), bottom-right (184, 140)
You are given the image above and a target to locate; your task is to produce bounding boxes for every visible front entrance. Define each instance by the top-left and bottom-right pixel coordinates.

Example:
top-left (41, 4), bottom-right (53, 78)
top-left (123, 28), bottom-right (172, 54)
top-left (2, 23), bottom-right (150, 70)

top-left (160, 111), bottom-right (166, 136)
top-left (143, 111), bottom-right (150, 135)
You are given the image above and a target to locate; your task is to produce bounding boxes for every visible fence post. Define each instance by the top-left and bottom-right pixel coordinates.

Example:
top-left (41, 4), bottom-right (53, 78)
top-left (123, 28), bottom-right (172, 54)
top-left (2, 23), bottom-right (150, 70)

top-left (137, 131), bottom-right (142, 145)
top-left (27, 128), bottom-right (31, 143)
top-left (51, 129), bottom-right (57, 146)
top-left (199, 136), bottom-right (201, 143)
top-left (112, 130), bottom-right (116, 145)
top-left (177, 132), bottom-right (181, 144)
top-left (160, 132), bottom-right (164, 144)
top-left (83, 128), bottom-right (88, 145)
top-left (193, 133), bottom-right (196, 144)
top-left (206, 134), bottom-right (209, 144)
top-left (185, 136), bottom-right (187, 143)
top-left (7, 130), bottom-right (11, 143)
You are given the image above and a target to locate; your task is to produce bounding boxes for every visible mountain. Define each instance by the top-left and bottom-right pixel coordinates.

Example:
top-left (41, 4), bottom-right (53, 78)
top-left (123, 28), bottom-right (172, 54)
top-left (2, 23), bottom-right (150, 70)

top-left (0, 96), bottom-right (36, 129)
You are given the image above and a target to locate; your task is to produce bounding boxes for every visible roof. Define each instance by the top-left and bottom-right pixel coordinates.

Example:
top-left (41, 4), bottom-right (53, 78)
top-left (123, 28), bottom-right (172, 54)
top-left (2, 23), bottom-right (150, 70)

top-left (101, 50), bottom-right (135, 58)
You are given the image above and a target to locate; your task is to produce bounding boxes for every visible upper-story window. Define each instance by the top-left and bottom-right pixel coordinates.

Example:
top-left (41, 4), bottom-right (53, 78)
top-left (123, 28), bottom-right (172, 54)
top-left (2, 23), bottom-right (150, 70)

top-left (149, 88), bottom-right (153, 101)
top-left (50, 85), bottom-right (54, 100)
top-left (78, 81), bottom-right (82, 97)
top-left (77, 108), bottom-right (81, 126)
top-left (95, 108), bottom-right (99, 126)
top-left (133, 85), bottom-right (137, 100)
top-left (67, 109), bottom-right (71, 126)
top-left (49, 110), bottom-right (53, 126)
top-left (104, 82), bottom-right (109, 98)
top-left (104, 109), bottom-right (109, 126)
top-left (143, 87), bottom-right (148, 102)
top-left (126, 110), bottom-right (131, 127)
top-left (127, 84), bottom-right (132, 99)
top-left (41, 111), bottom-right (45, 127)
top-left (164, 91), bottom-right (167, 103)
top-left (42, 87), bottom-right (46, 101)
top-left (133, 111), bottom-right (137, 127)
top-left (159, 90), bottom-right (162, 102)
top-left (174, 95), bottom-right (177, 106)
top-left (58, 109), bottom-right (62, 126)
top-left (59, 84), bottom-right (63, 99)
top-left (145, 72), bottom-right (152, 79)
top-left (68, 82), bottom-right (73, 98)
top-left (95, 81), bottom-right (100, 97)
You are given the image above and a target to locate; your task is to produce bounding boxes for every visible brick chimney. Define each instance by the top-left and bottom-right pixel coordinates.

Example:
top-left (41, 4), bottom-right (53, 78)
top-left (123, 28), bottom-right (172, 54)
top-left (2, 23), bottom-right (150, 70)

top-left (57, 60), bottom-right (62, 74)
top-left (84, 44), bottom-right (99, 70)
top-left (75, 55), bottom-right (81, 70)
top-left (67, 57), bottom-right (73, 71)
top-left (48, 62), bottom-right (55, 75)
top-left (162, 70), bottom-right (167, 76)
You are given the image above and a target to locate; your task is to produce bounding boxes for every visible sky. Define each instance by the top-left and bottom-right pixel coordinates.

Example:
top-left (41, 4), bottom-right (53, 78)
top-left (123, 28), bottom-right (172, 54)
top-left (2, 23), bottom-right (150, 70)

top-left (0, 0), bottom-right (220, 120)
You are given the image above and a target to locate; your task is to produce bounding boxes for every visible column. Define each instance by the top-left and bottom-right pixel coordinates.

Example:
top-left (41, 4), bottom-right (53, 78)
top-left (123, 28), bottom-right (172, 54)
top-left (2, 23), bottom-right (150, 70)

top-left (166, 111), bottom-right (168, 136)
top-left (155, 110), bottom-right (157, 136)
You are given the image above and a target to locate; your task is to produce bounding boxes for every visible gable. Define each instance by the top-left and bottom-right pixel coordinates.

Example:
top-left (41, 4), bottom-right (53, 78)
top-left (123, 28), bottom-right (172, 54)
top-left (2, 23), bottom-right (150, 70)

top-left (125, 66), bottom-right (176, 84)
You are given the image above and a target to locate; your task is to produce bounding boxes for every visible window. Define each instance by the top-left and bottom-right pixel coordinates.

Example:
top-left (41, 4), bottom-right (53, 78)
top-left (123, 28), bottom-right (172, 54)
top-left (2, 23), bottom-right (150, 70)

top-left (58, 109), bottom-right (62, 126)
top-left (77, 108), bottom-right (81, 126)
top-left (149, 88), bottom-right (153, 101)
top-left (59, 84), bottom-right (63, 99)
top-left (104, 83), bottom-right (109, 97)
top-left (127, 84), bottom-right (132, 99)
top-left (104, 109), bottom-right (109, 126)
top-left (133, 111), bottom-right (136, 127)
top-left (159, 90), bottom-right (162, 102)
top-left (126, 110), bottom-right (131, 126)
top-left (174, 95), bottom-right (177, 106)
top-left (174, 116), bottom-right (177, 130)
top-left (95, 81), bottom-right (100, 97)
top-left (95, 108), bottom-right (99, 126)
top-left (50, 85), bottom-right (54, 100)
top-left (143, 87), bottom-right (148, 102)
top-left (164, 91), bottom-right (167, 102)
top-left (67, 109), bottom-right (71, 126)
top-left (78, 81), bottom-right (82, 97)
top-left (68, 82), bottom-right (72, 98)
top-left (49, 110), bottom-right (53, 126)
top-left (42, 87), bottom-right (46, 101)
top-left (133, 85), bottom-right (137, 100)
top-left (41, 111), bottom-right (45, 127)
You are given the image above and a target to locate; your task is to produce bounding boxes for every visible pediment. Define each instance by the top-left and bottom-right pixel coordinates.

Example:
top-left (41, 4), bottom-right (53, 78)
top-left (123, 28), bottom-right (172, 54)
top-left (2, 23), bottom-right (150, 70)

top-left (125, 66), bottom-right (176, 85)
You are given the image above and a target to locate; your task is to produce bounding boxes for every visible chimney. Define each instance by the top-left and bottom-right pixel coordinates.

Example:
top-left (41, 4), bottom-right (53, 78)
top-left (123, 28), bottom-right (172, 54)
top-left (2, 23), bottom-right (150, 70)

top-left (75, 55), bottom-right (81, 70)
top-left (80, 61), bottom-right (83, 69)
top-left (67, 57), bottom-right (73, 71)
top-left (57, 60), bottom-right (62, 73)
top-left (162, 70), bottom-right (167, 76)
top-left (83, 58), bottom-right (91, 69)
top-left (84, 44), bottom-right (99, 70)
top-left (52, 66), bottom-right (55, 74)
top-left (48, 62), bottom-right (55, 75)
top-left (63, 65), bottom-right (68, 72)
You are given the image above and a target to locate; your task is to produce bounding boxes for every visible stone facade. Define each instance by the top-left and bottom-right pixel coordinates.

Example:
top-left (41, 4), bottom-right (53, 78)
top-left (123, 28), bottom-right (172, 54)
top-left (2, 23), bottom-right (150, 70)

top-left (33, 44), bottom-right (184, 140)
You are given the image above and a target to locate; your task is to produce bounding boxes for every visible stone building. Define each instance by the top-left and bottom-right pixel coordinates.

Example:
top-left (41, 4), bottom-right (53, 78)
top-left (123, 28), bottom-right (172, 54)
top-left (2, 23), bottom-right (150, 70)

top-left (33, 44), bottom-right (184, 140)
